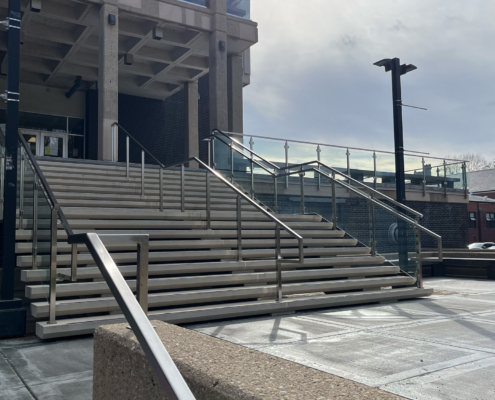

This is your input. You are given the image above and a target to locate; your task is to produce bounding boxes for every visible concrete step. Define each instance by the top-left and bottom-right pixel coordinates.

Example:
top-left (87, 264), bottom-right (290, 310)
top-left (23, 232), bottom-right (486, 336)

top-left (30, 275), bottom-right (417, 318)
top-left (17, 246), bottom-right (370, 267)
top-left (25, 265), bottom-right (400, 299)
top-left (22, 255), bottom-right (386, 282)
top-left (35, 287), bottom-right (433, 339)
top-left (15, 238), bottom-right (358, 255)
top-left (16, 228), bottom-right (346, 242)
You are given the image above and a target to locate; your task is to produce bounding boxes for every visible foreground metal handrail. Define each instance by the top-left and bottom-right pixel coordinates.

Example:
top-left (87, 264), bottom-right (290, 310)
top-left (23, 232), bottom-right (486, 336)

top-left (68, 233), bottom-right (195, 400)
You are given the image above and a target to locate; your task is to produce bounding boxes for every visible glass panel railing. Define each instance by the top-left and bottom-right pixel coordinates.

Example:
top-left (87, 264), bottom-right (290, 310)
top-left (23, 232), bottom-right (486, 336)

top-left (349, 149), bottom-right (374, 184)
top-left (375, 152), bottom-right (396, 185)
top-left (319, 146), bottom-right (347, 172)
top-left (227, 0), bottom-right (250, 19)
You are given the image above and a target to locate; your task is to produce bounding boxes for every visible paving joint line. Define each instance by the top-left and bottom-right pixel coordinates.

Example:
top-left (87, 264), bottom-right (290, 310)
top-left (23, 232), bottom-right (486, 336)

top-left (0, 348), bottom-right (37, 400)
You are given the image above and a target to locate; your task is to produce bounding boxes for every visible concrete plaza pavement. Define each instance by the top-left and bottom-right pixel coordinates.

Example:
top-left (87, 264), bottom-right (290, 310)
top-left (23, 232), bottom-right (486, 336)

top-left (1, 276), bottom-right (495, 399)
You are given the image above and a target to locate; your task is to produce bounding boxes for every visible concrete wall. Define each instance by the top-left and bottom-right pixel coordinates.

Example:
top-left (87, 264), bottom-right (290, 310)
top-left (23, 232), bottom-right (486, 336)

top-left (0, 80), bottom-right (86, 119)
top-left (93, 321), bottom-right (401, 400)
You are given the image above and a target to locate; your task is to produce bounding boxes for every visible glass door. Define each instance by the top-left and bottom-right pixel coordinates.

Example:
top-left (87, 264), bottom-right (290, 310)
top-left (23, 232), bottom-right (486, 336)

top-left (21, 129), bottom-right (41, 156)
top-left (41, 132), bottom-right (67, 158)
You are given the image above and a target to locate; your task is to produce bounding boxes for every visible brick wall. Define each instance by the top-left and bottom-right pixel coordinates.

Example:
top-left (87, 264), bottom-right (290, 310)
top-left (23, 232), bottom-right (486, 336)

top-left (467, 201), bottom-right (495, 244)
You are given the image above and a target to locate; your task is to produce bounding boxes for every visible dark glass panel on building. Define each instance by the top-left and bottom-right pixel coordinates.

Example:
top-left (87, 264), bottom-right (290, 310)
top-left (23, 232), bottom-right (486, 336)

top-left (68, 118), bottom-right (84, 135)
top-left (68, 135), bottom-right (84, 159)
top-left (43, 135), bottom-right (64, 157)
top-left (179, 0), bottom-right (206, 6)
top-left (19, 111), bottom-right (66, 132)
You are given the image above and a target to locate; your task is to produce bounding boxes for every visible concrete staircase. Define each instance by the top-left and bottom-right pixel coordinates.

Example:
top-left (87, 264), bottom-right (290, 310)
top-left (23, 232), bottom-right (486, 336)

top-left (18, 158), bottom-right (432, 339)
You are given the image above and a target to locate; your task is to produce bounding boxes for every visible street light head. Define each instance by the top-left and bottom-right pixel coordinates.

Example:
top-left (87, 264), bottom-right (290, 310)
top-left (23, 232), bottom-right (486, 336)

top-left (373, 58), bottom-right (392, 72)
top-left (400, 64), bottom-right (417, 75)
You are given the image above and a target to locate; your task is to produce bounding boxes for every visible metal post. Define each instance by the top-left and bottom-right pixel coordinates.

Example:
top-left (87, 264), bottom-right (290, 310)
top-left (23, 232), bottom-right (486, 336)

top-left (443, 159), bottom-right (447, 198)
top-left (230, 144), bottom-right (234, 183)
top-left (249, 136), bottom-right (254, 199)
top-left (207, 139), bottom-right (211, 168)
top-left (284, 141), bottom-right (289, 189)
top-left (31, 176), bottom-right (38, 270)
top-left (331, 172), bottom-right (337, 230)
top-left (211, 137), bottom-right (216, 170)
top-left (0, 148), bottom-right (4, 214)
top-left (369, 200), bottom-right (376, 256)
top-left (317, 145), bottom-right (321, 191)
top-left (18, 149), bottom-right (24, 230)
top-left (180, 164), bottom-right (185, 212)
top-left (462, 162), bottom-right (468, 199)
top-left (136, 239), bottom-right (149, 314)
top-left (71, 244), bottom-right (77, 282)
top-left (159, 168), bottom-right (163, 212)
top-left (373, 151), bottom-right (377, 189)
top-left (422, 157), bottom-right (426, 197)
top-left (273, 174), bottom-right (278, 213)
top-left (299, 168), bottom-right (305, 214)
top-left (275, 226), bottom-right (282, 302)
top-left (141, 150), bottom-right (145, 196)
top-left (237, 195), bottom-right (242, 261)
top-left (206, 171), bottom-right (211, 229)
top-left (48, 206), bottom-right (58, 324)
top-left (126, 135), bottom-right (129, 178)
top-left (414, 225), bottom-right (423, 289)
top-left (346, 148), bottom-right (350, 180)
top-left (1, 0), bottom-right (22, 303)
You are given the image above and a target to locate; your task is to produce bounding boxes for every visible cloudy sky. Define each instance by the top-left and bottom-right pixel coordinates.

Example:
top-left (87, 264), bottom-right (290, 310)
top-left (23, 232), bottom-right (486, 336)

top-left (244, 0), bottom-right (495, 160)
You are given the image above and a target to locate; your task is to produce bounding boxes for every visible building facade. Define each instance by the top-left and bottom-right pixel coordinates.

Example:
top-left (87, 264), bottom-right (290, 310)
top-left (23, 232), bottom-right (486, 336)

top-left (0, 0), bottom-right (257, 165)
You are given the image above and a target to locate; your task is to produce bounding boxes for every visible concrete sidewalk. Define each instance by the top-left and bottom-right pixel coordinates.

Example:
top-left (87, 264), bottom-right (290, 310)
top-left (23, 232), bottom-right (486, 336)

top-left (190, 277), bottom-right (495, 400)
top-left (2, 277), bottom-right (495, 399)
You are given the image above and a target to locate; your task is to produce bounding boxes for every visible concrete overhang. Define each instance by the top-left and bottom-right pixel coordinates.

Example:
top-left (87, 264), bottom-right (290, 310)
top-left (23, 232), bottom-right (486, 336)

top-left (0, 0), bottom-right (258, 100)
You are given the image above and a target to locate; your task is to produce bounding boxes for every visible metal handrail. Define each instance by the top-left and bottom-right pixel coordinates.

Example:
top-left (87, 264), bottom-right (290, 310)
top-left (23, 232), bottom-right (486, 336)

top-left (68, 233), bottom-right (195, 400)
top-left (210, 130), bottom-right (423, 218)
top-left (217, 129), bottom-right (467, 162)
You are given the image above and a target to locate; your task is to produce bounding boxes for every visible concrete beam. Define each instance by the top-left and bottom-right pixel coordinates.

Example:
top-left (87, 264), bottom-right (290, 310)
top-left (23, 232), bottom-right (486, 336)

top-left (98, 2), bottom-right (119, 161)
top-left (185, 81), bottom-right (199, 168)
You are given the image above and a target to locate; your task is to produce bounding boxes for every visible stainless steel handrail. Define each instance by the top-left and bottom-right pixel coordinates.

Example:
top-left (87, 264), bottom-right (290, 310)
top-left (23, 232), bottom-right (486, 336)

top-left (215, 129), bottom-right (467, 162)
top-left (68, 233), bottom-right (195, 400)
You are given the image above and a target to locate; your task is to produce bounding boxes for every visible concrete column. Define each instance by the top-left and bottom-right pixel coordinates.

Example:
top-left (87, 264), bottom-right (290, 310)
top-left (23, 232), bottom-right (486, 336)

top-left (209, 0), bottom-right (228, 133)
top-left (228, 54), bottom-right (244, 133)
top-left (98, 2), bottom-right (119, 161)
top-left (185, 81), bottom-right (199, 168)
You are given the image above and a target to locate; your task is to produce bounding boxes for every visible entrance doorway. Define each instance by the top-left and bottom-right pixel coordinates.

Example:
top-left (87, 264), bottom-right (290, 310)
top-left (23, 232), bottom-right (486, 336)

top-left (21, 129), bottom-right (68, 158)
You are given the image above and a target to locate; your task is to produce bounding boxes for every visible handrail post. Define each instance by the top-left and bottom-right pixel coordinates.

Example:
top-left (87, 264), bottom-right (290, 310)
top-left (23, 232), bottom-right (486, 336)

top-left (230, 144), bottom-right (234, 183)
top-left (159, 168), bottom-right (164, 212)
top-left (250, 137), bottom-right (254, 199)
top-left (331, 172), bottom-right (337, 230)
top-left (276, 226), bottom-right (282, 302)
top-left (19, 148), bottom-right (25, 230)
top-left (31, 175), bottom-right (38, 270)
top-left (181, 164), bottom-right (185, 212)
top-left (346, 148), bottom-right (350, 190)
top-left (414, 224), bottom-right (423, 288)
top-left (422, 157), bottom-right (426, 197)
top-left (299, 167), bottom-right (305, 214)
top-left (126, 135), bottom-right (130, 178)
top-left (48, 205), bottom-right (59, 324)
top-left (273, 174), bottom-right (278, 213)
top-left (0, 147), bottom-right (4, 213)
top-left (443, 160), bottom-right (447, 198)
top-left (373, 151), bottom-right (377, 190)
top-left (462, 161), bottom-right (468, 199)
top-left (136, 238), bottom-right (149, 315)
top-left (71, 244), bottom-right (77, 282)
top-left (284, 141), bottom-right (289, 189)
top-left (369, 200), bottom-right (376, 256)
top-left (206, 171), bottom-right (211, 229)
top-left (141, 150), bottom-right (145, 196)
top-left (207, 139), bottom-right (212, 168)
top-left (237, 195), bottom-right (242, 261)
top-left (316, 145), bottom-right (321, 191)
top-left (438, 237), bottom-right (443, 262)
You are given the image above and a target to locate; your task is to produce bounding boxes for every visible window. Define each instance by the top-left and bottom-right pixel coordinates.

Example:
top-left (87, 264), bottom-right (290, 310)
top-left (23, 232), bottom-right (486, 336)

top-left (487, 213), bottom-right (495, 229)
top-left (469, 212), bottom-right (477, 229)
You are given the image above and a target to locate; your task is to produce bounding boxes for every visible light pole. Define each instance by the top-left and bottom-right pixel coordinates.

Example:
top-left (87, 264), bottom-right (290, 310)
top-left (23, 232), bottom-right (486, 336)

top-left (0, 0), bottom-right (25, 339)
top-left (374, 58), bottom-right (417, 272)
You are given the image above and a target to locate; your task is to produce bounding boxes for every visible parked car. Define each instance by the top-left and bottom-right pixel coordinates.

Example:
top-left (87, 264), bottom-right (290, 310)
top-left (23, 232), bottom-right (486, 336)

top-left (468, 242), bottom-right (495, 250)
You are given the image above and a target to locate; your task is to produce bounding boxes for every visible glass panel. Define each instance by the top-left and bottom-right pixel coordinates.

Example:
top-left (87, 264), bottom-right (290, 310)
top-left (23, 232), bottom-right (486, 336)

top-left (68, 135), bottom-right (84, 159)
top-left (22, 133), bottom-right (38, 156)
top-left (35, 177), bottom-right (53, 269)
top-left (319, 146), bottom-right (347, 172)
top-left (445, 161), bottom-right (465, 190)
top-left (404, 155), bottom-right (423, 186)
top-left (250, 136), bottom-right (286, 171)
top-left (375, 152), bottom-right (396, 185)
top-left (68, 118), bottom-right (84, 135)
top-left (286, 141), bottom-right (317, 168)
top-left (213, 136), bottom-right (232, 174)
top-left (43, 135), bottom-right (64, 157)
top-left (227, 0), bottom-right (250, 19)
top-left (178, 0), bottom-right (206, 7)
top-left (424, 159), bottom-right (445, 189)
top-left (349, 149), bottom-right (374, 183)
top-left (19, 111), bottom-right (66, 132)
